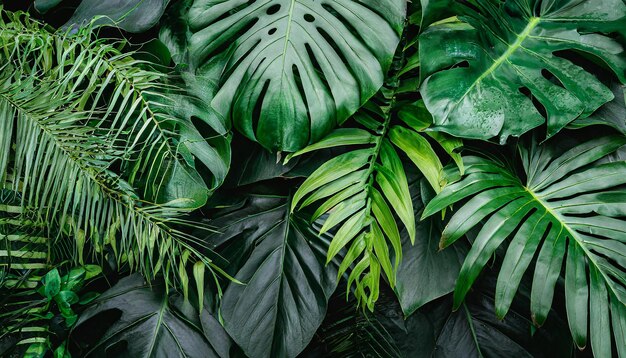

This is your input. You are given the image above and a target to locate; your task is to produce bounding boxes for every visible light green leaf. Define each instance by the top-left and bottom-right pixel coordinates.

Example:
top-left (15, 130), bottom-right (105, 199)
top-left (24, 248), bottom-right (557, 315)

top-left (389, 125), bottom-right (444, 192)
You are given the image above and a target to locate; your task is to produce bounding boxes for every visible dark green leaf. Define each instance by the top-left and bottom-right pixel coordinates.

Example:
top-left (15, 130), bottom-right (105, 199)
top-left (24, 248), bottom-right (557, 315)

top-left (205, 193), bottom-right (339, 358)
top-left (65, 0), bottom-right (170, 33)
top-left (423, 135), bottom-right (626, 355)
top-left (43, 269), bottom-right (61, 299)
top-left (34, 0), bottom-right (63, 14)
top-left (74, 275), bottom-right (225, 358)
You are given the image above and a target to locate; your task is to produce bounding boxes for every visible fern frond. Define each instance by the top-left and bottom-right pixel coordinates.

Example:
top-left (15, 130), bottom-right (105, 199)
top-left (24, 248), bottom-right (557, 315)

top-left (0, 9), bottom-right (229, 290)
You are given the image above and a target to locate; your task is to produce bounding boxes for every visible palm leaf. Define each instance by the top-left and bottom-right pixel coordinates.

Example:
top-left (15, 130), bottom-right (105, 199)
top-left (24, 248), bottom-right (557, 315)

top-left (1, 191), bottom-right (51, 356)
top-left (423, 135), bottom-right (626, 357)
top-left (288, 28), bottom-right (462, 309)
top-left (0, 9), bottom-right (228, 291)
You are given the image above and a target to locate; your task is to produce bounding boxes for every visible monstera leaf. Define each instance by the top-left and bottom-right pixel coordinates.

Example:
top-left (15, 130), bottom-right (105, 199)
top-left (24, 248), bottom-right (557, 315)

top-left (184, 0), bottom-right (406, 151)
top-left (74, 275), bottom-right (230, 358)
top-left (419, 0), bottom-right (626, 142)
top-left (423, 135), bottom-right (626, 357)
top-left (204, 191), bottom-right (340, 358)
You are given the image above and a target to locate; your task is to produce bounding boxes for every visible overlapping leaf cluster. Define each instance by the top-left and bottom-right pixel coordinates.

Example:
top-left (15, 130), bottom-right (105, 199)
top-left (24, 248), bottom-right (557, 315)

top-left (2, 0), bottom-right (626, 357)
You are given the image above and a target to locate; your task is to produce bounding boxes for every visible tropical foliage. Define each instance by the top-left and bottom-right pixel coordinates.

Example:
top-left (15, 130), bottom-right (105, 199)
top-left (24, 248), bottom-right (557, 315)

top-left (0, 0), bottom-right (625, 357)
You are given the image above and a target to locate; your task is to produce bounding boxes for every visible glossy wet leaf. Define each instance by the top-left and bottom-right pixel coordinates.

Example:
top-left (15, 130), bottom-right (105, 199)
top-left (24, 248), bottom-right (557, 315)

top-left (420, 0), bottom-right (626, 142)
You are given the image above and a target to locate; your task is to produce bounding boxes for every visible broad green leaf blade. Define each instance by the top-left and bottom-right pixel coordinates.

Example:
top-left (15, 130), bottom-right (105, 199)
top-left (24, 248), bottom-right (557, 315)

top-left (66, 0), bottom-right (170, 33)
top-left (427, 131), bottom-right (464, 175)
top-left (389, 125), bottom-right (443, 193)
top-left (311, 184), bottom-right (362, 222)
top-left (529, 135), bottom-right (626, 190)
top-left (34, 0), bottom-right (62, 14)
top-left (205, 194), bottom-right (339, 358)
top-left (399, 269), bottom-right (574, 357)
top-left (530, 228), bottom-right (567, 326)
top-left (589, 265), bottom-right (611, 358)
top-left (441, 186), bottom-right (525, 246)
top-left (422, 159), bottom-right (517, 218)
top-left (291, 149), bottom-right (371, 212)
top-left (396, 216), bottom-right (465, 316)
top-left (318, 192), bottom-right (367, 235)
top-left (299, 169), bottom-right (368, 210)
top-left (286, 128), bottom-right (376, 161)
top-left (327, 209), bottom-right (369, 263)
top-left (337, 233), bottom-right (367, 280)
top-left (611, 294), bottom-right (626, 358)
top-left (186, 0), bottom-right (406, 151)
top-left (371, 188), bottom-right (402, 270)
top-left (378, 141), bottom-right (415, 244)
top-left (495, 214), bottom-right (550, 319)
top-left (453, 198), bottom-right (533, 309)
top-left (565, 242), bottom-right (589, 349)
top-left (371, 221), bottom-right (394, 287)
top-left (426, 136), bottom-right (626, 354)
top-left (74, 275), bottom-right (225, 357)
top-left (419, 1), bottom-right (626, 142)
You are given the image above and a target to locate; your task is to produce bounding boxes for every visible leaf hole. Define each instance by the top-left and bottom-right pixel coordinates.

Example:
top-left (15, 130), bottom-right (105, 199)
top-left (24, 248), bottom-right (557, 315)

top-left (266, 4), bottom-right (280, 15)
top-left (191, 115), bottom-right (219, 139)
top-left (316, 26), bottom-right (355, 81)
top-left (221, 39), bottom-right (261, 84)
top-left (554, 49), bottom-right (615, 83)
top-left (198, 0), bottom-right (257, 29)
top-left (252, 79), bottom-right (271, 134)
top-left (268, 28), bottom-right (276, 35)
top-left (304, 43), bottom-right (331, 95)
top-left (541, 69), bottom-right (565, 89)
top-left (321, 4), bottom-right (366, 46)
top-left (200, 18), bottom-right (258, 67)
top-left (304, 14), bottom-right (315, 22)
top-left (518, 87), bottom-right (532, 100)
top-left (292, 64), bottom-right (312, 141)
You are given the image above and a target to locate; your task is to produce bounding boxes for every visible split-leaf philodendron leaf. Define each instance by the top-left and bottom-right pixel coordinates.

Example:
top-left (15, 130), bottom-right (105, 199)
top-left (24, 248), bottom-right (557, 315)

top-left (185, 0), bottom-right (406, 151)
top-left (420, 0), bottom-right (626, 143)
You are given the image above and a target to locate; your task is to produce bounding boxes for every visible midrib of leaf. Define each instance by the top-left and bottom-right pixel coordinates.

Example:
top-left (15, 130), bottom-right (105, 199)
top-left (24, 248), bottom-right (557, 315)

top-left (526, 186), bottom-right (624, 305)
top-left (279, 0), bottom-right (297, 83)
top-left (446, 16), bottom-right (541, 118)
top-left (365, 95), bottom-right (396, 200)
top-left (477, 17), bottom-right (540, 84)
top-left (146, 294), bottom-right (169, 356)
top-left (4, 28), bottom-right (179, 164)
top-left (272, 198), bottom-right (291, 354)
top-left (463, 303), bottom-right (485, 358)
top-left (0, 88), bottom-right (192, 275)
